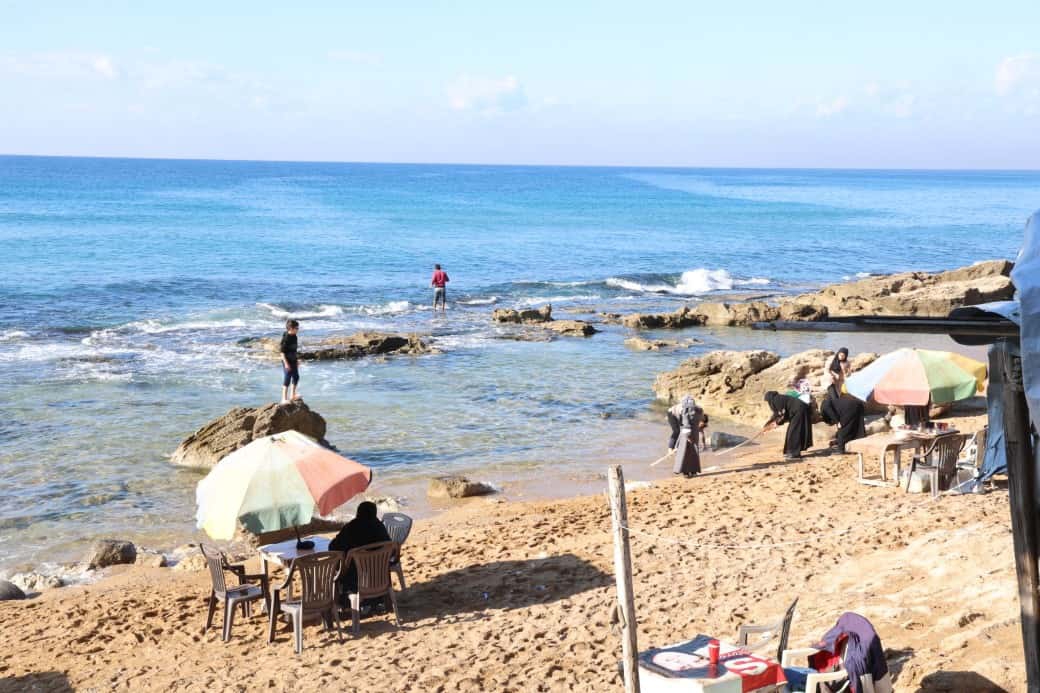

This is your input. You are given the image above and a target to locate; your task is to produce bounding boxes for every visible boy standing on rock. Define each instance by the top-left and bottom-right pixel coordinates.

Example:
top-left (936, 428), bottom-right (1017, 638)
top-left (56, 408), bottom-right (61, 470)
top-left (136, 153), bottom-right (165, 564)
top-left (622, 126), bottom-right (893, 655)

top-left (280, 319), bottom-right (301, 403)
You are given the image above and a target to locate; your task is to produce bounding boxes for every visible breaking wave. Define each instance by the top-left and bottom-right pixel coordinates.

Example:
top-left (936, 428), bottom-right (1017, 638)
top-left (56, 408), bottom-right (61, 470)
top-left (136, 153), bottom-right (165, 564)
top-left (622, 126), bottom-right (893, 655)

top-left (605, 268), bottom-right (770, 295)
top-left (257, 303), bottom-right (344, 319)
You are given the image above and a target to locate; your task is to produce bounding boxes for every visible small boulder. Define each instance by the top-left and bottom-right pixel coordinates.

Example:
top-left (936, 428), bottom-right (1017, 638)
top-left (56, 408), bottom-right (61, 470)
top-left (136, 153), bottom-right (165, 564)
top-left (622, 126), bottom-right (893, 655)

top-left (710, 432), bottom-right (750, 451)
top-left (366, 495), bottom-right (405, 514)
top-left (135, 553), bottom-right (168, 568)
top-left (543, 320), bottom-right (598, 337)
top-left (173, 554), bottom-right (207, 572)
top-left (9, 572), bottom-right (64, 592)
top-left (428, 476), bottom-right (498, 499)
top-left (83, 540), bottom-right (137, 570)
top-left (492, 305), bottom-right (553, 324)
top-left (0, 580), bottom-right (26, 601)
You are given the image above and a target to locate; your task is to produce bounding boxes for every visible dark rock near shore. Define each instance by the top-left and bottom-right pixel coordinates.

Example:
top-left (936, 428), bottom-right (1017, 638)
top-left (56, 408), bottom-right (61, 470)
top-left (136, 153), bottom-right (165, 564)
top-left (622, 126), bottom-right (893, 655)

top-left (710, 432), bottom-right (750, 450)
top-left (491, 305), bottom-right (597, 337)
top-left (171, 400), bottom-right (330, 469)
top-left (428, 476), bottom-right (498, 499)
top-left (240, 331), bottom-right (435, 360)
top-left (83, 540), bottom-right (137, 570)
top-left (0, 580), bottom-right (26, 601)
top-left (622, 306), bottom-right (704, 329)
top-left (624, 337), bottom-right (701, 351)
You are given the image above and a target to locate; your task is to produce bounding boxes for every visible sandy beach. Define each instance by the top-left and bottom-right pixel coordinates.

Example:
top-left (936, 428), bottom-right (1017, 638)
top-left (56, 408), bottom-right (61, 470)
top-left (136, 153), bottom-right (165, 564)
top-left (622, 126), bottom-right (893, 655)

top-left (0, 406), bottom-right (1022, 692)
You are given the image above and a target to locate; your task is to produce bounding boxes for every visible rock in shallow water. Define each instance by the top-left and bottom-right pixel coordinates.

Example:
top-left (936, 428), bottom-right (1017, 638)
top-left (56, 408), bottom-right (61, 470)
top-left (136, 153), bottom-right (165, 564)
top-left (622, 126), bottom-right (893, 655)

top-left (9, 572), bottom-right (65, 592)
top-left (240, 331), bottom-right (436, 360)
top-left (83, 539), bottom-right (137, 570)
top-left (170, 400), bottom-right (330, 469)
top-left (428, 476), bottom-right (498, 499)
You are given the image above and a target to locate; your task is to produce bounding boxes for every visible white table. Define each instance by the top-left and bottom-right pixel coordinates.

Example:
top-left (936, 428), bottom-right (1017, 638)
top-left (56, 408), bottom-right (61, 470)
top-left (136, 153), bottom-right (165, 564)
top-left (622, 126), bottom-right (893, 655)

top-left (638, 637), bottom-right (787, 692)
top-left (257, 535), bottom-right (331, 577)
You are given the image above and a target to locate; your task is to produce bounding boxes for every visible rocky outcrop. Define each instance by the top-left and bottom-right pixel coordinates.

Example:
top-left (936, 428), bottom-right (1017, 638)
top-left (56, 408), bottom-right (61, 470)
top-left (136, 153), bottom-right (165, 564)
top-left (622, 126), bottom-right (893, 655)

top-left (492, 305), bottom-right (597, 337)
top-left (620, 260), bottom-right (1011, 330)
top-left (0, 580), bottom-right (26, 601)
top-left (241, 332), bottom-right (435, 360)
top-left (428, 476), bottom-right (498, 499)
top-left (83, 540), bottom-right (137, 570)
top-left (790, 260), bottom-right (1014, 318)
top-left (492, 305), bottom-right (553, 323)
top-left (653, 348), bottom-right (877, 424)
top-left (135, 552), bottom-right (168, 568)
top-left (171, 400), bottom-right (330, 469)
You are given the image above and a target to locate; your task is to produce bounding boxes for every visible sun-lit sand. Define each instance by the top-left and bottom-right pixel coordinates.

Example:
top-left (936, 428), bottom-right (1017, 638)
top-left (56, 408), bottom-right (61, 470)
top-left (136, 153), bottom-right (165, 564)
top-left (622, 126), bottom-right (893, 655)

top-left (0, 409), bottom-right (1022, 692)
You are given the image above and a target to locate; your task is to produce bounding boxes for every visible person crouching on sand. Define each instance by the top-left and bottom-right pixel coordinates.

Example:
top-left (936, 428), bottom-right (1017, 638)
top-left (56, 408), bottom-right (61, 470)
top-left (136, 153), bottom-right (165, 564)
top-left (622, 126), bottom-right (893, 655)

top-left (280, 319), bottom-right (301, 403)
top-left (763, 390), bottom-right (813, 460)
top-left (431, 263), bottom-right (449, 312)
top-left (667, 395), bottom-right (703, 478)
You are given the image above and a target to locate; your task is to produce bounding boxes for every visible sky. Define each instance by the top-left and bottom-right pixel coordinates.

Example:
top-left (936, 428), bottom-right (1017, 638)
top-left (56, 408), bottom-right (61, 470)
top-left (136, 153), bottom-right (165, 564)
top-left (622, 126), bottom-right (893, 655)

top-left (1, 1), bottom-right (1039, 168)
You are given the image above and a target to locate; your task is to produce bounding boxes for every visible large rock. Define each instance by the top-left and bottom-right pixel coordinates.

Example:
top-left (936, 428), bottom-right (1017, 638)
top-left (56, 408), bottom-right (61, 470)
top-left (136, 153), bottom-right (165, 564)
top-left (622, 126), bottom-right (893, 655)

top-left (0, 580), bottom-right (26, 601)
top-left (492, 305), bottom-right (553, 323)
top-left (653, 348), bottom-right (878, 425)
top-left (428, 476), bottom-right (498, 499)
top-left (171, 400), bottom-right (330, 469)
top-left (83, 540), bottom-right (137, 570)
top-left (692, 301), bottom-right (780, 326)
top-left (790, 260), bottom-right (1014, 318)
top-left (241, 331), bottom-right (434, 360)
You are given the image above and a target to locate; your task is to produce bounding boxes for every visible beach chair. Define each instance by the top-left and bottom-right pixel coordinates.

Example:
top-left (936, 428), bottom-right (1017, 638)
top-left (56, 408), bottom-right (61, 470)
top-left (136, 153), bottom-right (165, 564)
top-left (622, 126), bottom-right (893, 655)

top-left (343, 541), bottom-right (401, 635)
top-left (267, 551), bottom-right (344, 654)
top-left (906, 433), bottom-right (968, 498)
top-left (200, 545), bottom-right (270, 642)
top-left (737, 597), bottom-right (798, 663)
top-left (382, 512), bottom-right (413, 589)
top-left (781, 645), bottom-right (892, 693)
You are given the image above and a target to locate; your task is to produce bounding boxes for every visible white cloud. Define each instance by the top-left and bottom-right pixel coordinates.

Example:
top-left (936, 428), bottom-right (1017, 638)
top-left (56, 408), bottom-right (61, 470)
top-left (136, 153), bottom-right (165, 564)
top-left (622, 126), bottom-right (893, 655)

top-left (447, 74), bottom-right (527, 114)
top-left (996, 53), bottom-right (1040, 95)
top-left (326, 49), bottom-right (382, 66)
top-left (815, 96), bottom-right (849, 118)
top-left (0, 51), bottom-right (119, 80)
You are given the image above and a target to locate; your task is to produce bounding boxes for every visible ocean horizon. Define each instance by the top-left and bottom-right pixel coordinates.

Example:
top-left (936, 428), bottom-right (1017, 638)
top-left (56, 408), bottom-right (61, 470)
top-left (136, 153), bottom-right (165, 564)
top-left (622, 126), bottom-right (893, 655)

top-left (1, 154), bottom-right (1035, 574)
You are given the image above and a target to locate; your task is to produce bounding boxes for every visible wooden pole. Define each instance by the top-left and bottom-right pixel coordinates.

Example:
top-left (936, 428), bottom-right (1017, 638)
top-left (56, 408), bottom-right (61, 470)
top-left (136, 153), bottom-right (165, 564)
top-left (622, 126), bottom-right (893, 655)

top-left (607, 465), bottom-right (641, 693)
top-left (1000, 346), bottom-right (1040, 692)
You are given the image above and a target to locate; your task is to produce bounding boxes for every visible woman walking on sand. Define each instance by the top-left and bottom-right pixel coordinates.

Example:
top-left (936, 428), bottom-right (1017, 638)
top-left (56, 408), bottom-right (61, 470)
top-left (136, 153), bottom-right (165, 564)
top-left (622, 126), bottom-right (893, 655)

top-left (764, 390), bottom-right (813, 459)
top-left (667, 395), bottom-right (703, 478)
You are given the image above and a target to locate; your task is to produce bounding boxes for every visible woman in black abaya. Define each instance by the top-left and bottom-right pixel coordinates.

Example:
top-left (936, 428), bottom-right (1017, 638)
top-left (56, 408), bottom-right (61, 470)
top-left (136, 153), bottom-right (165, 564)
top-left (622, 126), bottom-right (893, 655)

top-left (820, 385), bottom-right (866, 453)
top-left (764, 390), bottom-right (813, 459)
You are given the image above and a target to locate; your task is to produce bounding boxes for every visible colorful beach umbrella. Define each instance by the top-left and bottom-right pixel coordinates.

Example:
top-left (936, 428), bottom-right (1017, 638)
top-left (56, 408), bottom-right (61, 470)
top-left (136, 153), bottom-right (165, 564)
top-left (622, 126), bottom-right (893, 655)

top-left (844, 348), bottom-right (986, 406)
top-left (195, 430), bottom-right (372, 541)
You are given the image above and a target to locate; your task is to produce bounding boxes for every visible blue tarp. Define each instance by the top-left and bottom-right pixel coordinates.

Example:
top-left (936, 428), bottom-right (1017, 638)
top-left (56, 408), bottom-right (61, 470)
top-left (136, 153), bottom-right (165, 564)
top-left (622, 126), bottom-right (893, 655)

top-left (1011, 211), bottom-right (1040, 439)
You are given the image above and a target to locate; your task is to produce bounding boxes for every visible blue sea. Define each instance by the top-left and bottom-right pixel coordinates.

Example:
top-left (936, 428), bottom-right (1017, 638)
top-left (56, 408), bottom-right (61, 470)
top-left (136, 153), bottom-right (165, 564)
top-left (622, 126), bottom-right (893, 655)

top-left (0, 155), bottom-right (1036, 573)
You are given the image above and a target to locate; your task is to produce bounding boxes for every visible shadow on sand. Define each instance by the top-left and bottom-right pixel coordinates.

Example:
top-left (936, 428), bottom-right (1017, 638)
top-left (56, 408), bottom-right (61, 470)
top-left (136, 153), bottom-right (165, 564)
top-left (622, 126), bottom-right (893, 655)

top-left (916, 670), bottom-right (1009, 692)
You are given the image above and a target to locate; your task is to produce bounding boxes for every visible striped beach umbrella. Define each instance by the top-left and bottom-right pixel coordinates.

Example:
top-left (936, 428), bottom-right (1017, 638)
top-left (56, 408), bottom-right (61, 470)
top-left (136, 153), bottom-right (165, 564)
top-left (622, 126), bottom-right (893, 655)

top-left (195, 430), bottom-right (372, 541)
top-left (844, 348), bottom-right (986, 406)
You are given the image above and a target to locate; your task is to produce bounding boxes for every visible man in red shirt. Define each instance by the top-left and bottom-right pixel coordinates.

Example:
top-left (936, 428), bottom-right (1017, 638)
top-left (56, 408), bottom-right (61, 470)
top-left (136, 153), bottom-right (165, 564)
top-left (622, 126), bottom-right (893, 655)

top-left (431, 263), bottom-right (449, 312)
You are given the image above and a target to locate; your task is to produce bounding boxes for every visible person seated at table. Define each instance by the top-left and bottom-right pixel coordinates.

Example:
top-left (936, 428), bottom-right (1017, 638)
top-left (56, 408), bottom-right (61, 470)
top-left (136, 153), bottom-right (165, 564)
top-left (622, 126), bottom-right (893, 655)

top-left (330, 501), bottom-right (391, 599)
top-left (904, 401), bottom-right (930, 429)
top-left (820, 385), bottom-right (866, 453)
top-left (764, 391), bottom-right (813, 460)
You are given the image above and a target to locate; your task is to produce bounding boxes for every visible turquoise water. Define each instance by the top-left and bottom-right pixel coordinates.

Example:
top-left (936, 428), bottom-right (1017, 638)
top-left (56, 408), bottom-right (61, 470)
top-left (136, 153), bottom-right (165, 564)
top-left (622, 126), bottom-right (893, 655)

top-left (0, 156), bottom-right (1035, 571)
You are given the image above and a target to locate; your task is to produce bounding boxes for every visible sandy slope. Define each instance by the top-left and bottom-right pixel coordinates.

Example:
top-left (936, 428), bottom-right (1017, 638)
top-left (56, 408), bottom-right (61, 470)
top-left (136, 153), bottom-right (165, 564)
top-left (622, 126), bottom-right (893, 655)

top-left (0, 413), bottom-right (1023, 692)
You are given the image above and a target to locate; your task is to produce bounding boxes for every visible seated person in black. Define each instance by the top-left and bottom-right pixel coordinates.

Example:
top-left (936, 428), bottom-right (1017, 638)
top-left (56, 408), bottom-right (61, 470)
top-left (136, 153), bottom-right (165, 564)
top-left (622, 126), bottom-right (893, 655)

top-left (330, 501), bottom-right (391, 602)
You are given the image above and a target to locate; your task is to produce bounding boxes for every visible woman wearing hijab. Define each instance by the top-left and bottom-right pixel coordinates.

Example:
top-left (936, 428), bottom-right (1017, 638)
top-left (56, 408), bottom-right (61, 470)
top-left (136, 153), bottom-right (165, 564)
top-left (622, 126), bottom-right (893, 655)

top-left (330, 501), bottom-right (392, 598)
top-left (667, 395), bottom-right (703, 478)
top-left (764, 390), bottom-right (813, 459)
top-left (828, 348), bottom-right (851, 390)
top-left (820, 385), bottom-right (866, 453)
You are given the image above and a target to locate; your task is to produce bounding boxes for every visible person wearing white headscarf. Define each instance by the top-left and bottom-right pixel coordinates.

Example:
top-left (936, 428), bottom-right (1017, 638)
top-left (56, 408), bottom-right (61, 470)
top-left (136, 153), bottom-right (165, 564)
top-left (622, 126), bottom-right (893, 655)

top-left (667, 395), bottom-right (703, 477)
